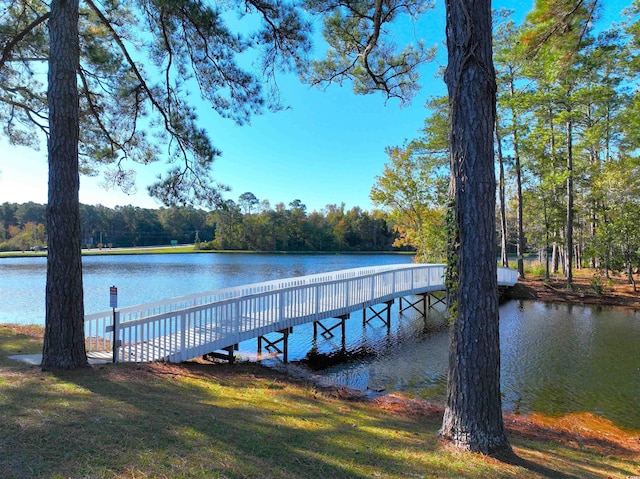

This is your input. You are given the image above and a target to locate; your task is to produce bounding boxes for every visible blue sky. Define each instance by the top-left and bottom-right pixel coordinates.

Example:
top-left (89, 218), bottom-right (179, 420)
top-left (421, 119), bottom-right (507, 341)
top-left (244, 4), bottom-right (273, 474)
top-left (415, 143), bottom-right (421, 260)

top-left (0, 0), bottom-right (631, 213)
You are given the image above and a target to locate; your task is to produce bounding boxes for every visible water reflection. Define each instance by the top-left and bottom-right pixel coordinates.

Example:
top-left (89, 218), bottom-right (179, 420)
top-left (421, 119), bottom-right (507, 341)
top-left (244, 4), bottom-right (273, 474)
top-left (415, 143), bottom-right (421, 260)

top-left (295, 299), bottom-right (640, 431)
top-left (289, 307), bottom-right (450, 400)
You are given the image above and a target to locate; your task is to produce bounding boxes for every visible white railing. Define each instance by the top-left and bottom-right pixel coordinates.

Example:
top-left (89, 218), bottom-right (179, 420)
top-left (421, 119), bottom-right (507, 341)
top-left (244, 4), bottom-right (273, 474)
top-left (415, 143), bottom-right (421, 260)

top-left (497, 266), bottom-right (519, 286)
top-left (84, 264), bottom-right (517, 363)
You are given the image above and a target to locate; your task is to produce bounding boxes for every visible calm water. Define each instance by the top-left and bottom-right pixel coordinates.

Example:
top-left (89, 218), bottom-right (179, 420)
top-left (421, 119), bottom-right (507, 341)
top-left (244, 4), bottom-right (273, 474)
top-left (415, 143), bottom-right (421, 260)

top-left (315, 300), bottom-right (640, 431)
top-left (0, 253), bottom-right (415, 321)
top-left (1, 253), bottom-right (639, 430)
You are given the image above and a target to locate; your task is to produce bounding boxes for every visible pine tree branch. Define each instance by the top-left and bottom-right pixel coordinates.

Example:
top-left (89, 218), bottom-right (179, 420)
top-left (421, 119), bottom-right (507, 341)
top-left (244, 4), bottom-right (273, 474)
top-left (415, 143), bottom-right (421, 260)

top-left (0, 11), bottom-right (50, 71)
top-left (361, 0), bottom-right (389, 94)
top-left (84, 0), bottom-right (173, 137)
top-left (77, 66), bottom-right (119, 157)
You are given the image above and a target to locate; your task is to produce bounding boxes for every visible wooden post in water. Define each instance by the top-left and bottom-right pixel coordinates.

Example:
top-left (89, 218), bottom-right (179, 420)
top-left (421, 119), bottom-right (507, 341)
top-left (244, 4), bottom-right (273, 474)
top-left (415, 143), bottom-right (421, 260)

top-left (363, 300), bottom-right (394, 332)
top-left (399, 294), bottom-right (427, 316)
top-left (257, 328), bottom-right (292, 363)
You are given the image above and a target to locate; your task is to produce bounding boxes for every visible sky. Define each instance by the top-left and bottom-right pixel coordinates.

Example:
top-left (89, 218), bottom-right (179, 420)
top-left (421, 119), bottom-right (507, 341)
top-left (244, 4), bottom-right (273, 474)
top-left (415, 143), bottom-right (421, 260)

top-left (0, 0), bottom-right (631, 214)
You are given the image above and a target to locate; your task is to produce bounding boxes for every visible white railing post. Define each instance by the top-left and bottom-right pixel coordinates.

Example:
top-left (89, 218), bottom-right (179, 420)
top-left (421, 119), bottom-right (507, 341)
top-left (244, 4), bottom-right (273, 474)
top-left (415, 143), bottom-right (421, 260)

top-left (371, 274), bottom-right (375, 302)
top-left (392, 270), bottom-right (396, 295)
top-left (234, 299), bottom-right (240, 345)
top-left (345, 280), bottom-right (350, 308)
top-left (112, 311), bottom-right (120, 363)
top-left (180, 312), bottom-right (186, 363)
top-left (279, 290), bottom-right (285, 324)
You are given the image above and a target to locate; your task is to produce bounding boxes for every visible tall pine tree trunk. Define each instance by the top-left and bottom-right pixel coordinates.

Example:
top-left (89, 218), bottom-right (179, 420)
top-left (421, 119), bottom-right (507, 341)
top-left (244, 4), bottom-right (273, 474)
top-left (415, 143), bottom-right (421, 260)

top-left (544, 200), bottom-right (550, 279)
top-left (41, 0), bottom-right (87, 370)
top-left (566, 118), bottom-right (574, 288)
top-left (440, 0), bottom-right (509, 454)
top-left (508, 77), bottom-right (525, 279)
top-left (514, 154), bottom-right (525, 278)
top-left (495, 120), bottom-right (509, 268)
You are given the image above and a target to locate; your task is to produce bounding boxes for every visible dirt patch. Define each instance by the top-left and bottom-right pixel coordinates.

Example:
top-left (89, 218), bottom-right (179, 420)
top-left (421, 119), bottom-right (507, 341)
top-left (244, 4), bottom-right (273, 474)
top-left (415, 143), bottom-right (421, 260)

top-left (372, 392), bottom-right (640, 458)
top-left (504, 411), bottom-right (640, 457)
top-left (0, 324), bottom-right (45, 340)
top-left (506, 273), bottom-right (640, 310)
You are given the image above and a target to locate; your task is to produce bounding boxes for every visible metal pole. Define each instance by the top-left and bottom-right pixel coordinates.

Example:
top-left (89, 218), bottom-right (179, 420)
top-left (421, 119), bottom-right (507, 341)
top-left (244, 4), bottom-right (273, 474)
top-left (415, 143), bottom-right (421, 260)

top-left (112, 309), bottom-right (119, 363)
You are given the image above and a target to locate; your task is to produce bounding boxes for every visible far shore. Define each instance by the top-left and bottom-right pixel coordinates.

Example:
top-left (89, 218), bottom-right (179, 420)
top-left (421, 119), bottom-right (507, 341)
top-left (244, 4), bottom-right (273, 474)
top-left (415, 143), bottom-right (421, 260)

top-left (4, 246), bottom-right (639, 310)
top-left (0, 245), bottom-right (417, 258)
top-left (507, 272), bottom-right (640, 310)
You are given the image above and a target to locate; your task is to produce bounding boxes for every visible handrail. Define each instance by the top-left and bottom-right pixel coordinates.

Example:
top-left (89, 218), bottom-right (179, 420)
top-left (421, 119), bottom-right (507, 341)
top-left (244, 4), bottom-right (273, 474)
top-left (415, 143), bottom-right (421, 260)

top-left (84, 263), bottom-right (518, 362)
top-left (89, 263), bottom-right (440, 324)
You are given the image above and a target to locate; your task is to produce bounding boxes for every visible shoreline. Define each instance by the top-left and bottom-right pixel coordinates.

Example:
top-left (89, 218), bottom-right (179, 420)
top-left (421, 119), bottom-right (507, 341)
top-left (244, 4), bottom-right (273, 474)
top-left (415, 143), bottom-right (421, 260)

top-left (3, 294), bottom-right (640, 475)
top-left (506, 274), bottom-right (640, 310)
top-left (0, 246), bottom-right (417, 258)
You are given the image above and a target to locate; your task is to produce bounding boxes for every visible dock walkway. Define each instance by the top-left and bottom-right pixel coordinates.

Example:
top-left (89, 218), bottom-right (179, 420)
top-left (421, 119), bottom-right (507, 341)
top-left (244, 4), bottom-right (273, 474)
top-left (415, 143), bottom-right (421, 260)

top-left (84, 264), bottom-right (518, 363)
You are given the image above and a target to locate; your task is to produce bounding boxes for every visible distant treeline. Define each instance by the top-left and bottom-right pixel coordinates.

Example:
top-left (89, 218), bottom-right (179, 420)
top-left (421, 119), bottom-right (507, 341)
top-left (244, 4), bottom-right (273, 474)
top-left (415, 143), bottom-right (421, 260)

top-left (0, 199), bottom-right (408, 252)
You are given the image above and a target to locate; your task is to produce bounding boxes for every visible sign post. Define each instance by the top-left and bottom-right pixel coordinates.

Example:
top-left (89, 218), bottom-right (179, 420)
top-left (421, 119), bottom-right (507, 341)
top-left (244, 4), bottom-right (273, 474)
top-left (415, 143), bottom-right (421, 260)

top-left (110, 286), bottom-right (118, 363)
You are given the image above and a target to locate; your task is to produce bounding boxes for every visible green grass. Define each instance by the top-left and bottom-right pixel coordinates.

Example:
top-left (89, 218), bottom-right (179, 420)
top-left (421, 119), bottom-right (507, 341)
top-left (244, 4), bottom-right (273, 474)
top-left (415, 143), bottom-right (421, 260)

top-left (1, 326), bottom-right (638, 479)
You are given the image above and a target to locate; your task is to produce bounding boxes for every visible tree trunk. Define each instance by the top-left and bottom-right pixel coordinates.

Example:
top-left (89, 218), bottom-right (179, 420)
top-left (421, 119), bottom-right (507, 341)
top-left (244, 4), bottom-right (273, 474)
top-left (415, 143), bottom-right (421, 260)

top-left (440, 0), bottom-right (509, 454)
top-left (627, 259), bottom-right (636, 291)
top-left (514, 154), bottom-right (525, 278)
top-left (41, 0), bottom-right (88, 370)
top-left (495, 120), bottom-right (509, 268)
top-left (544, 199), bottom-right (550, 279)
top-left (589, 149), bottom-right (598, 269)
top-left (508, 76), bottom-right (525, 279)
top-left (566, 118), bottom-right (574, 288)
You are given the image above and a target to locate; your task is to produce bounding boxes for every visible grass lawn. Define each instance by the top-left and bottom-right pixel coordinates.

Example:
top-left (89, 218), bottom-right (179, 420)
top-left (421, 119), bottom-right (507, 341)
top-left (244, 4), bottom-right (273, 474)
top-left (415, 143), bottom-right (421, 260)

top-left (1, 325), bottom-right (638, 479)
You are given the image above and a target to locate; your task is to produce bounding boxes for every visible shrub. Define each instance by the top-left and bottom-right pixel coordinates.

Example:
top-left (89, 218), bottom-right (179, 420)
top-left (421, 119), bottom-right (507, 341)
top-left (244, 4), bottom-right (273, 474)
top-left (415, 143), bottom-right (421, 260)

top-left (590, 275), bottom-right (604, 295)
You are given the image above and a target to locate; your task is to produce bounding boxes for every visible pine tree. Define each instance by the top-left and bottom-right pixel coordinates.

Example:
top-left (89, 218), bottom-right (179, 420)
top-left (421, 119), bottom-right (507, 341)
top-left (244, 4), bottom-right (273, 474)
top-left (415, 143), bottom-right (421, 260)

top-left (308, 0), bottom-right (509, 453)
top-left (0, 0), bottom-right (311, 368)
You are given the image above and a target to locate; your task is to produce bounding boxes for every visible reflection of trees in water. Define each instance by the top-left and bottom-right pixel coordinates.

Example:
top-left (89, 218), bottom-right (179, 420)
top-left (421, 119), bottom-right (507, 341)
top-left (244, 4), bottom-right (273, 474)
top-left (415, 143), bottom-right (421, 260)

top-left (301, 299), bottom-right (639, 431)
top-left (500, 301), bottom-right (640, 430)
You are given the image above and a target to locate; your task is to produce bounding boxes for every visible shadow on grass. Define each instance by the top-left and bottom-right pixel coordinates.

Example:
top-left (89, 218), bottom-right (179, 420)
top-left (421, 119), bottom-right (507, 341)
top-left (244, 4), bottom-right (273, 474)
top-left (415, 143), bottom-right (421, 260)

top-left (0, 361), bottom-right (456, 478)
top-left (494, 448), bottom-right (581, 479)
top-left (0, 326), bottom-right (43, 365)
top-left (1, 360), bottom-right (638, 479)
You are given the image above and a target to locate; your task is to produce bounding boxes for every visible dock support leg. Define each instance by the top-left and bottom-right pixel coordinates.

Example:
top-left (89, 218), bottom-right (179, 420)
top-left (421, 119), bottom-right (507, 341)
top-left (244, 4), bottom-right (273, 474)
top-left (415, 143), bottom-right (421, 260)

top-left (203, 344), bottom-right (237, 364)
top-left (363, 300), bottom-right (394, 331)
top-left (313, 315), bottom-right (349, 349)
top-left (428, 292), bottom-right (446, 310)
top-left (279, 329), bottom-right (289, 363)
top-left (399, 294), bottom-right (428, 316)
top-left (258, 328), bottom-right (292, 363)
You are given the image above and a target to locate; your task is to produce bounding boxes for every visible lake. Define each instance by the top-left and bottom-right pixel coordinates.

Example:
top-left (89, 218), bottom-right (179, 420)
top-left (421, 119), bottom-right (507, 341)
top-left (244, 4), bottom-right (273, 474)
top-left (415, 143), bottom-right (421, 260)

top-left (1, 252), bottom-right (639, 431)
